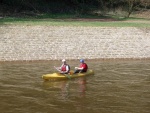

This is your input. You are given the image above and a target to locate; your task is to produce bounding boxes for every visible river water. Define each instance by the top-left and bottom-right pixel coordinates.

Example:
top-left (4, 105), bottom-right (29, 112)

top-left (0, 60), bottom-right (150, 113)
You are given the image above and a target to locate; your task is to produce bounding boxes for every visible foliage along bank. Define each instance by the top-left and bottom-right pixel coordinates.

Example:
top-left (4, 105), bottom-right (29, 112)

top-left (0, 0), bottom-right (150, 18)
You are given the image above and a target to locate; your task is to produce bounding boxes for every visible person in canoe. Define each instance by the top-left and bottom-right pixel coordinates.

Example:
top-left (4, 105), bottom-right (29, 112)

top-left (54, 59), bottom-right (70, 74)
top-left (74, 59), bottom-right (88, 73)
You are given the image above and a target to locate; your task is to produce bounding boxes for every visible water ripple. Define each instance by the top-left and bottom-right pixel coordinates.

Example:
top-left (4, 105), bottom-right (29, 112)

top-left (0, 60), bottom-right (150, 113)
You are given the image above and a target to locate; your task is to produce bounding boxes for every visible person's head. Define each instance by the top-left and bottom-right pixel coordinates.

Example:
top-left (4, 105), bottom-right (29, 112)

top-left (62, 59), bottom-right (66, 63)
top-left (80, 59), bottom-right (84, 63)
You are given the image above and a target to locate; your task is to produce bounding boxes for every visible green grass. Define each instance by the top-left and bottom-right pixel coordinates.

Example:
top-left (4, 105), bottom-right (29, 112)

top-left (0, 14), bottom-right (149, 27)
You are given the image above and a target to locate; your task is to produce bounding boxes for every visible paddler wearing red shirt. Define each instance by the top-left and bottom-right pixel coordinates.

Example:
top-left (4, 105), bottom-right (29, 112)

top-left (74, 59), bottom-right (88, 74)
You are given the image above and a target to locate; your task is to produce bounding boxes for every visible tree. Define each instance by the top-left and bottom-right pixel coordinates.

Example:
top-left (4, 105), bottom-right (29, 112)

top-left (126, 0), bottom-right (150, 17)
top-left (140, 0), bottom-right (150, 8)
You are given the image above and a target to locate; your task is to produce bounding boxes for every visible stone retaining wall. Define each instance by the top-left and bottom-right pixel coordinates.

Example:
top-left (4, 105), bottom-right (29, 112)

top-left (0, 25), bottom-right (150, 61)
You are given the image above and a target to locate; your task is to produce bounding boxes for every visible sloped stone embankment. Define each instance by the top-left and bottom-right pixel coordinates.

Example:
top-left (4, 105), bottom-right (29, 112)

top-left (0, 25), bottom-right (150, 61)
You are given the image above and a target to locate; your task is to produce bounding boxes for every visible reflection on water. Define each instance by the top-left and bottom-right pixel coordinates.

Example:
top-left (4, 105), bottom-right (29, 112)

top-left (0, 60), bottom-right (150, 113)
top-left (42, 77), bottom-right (87, 100)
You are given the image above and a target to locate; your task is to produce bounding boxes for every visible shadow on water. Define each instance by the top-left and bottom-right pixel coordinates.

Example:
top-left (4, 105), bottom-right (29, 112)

top-left (0, 60), bottom-right (150, 113)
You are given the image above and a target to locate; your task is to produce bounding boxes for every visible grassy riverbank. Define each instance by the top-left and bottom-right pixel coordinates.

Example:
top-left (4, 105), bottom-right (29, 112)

top-left (0, 14), bottom-right (150, 27)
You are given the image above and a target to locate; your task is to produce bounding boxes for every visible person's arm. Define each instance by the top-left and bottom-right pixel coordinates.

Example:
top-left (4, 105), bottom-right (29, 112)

top-left (54, 66), bottom-right (61, 72)
top-left (77, 67), bottom-right (83, 70)
top-left (75, 65), bottom-right (83, 70)
top-left (65, 66), bottom-right (69, 73)
top-left (54, 64), bottom-right (63, 71)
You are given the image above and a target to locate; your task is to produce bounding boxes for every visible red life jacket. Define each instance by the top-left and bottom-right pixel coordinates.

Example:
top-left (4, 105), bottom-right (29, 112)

top-left (61, 64), bottom-right (70, 72)
top-left (79, 63), bottom-right (88, 71)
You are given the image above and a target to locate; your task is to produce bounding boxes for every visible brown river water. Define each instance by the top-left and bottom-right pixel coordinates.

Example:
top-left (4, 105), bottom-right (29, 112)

top-left (0, 60), bottom-right (150, 113)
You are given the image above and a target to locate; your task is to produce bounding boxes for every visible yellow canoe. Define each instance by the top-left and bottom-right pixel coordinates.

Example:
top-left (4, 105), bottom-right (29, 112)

top-left (42, 69), bottom-right (94, 81)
